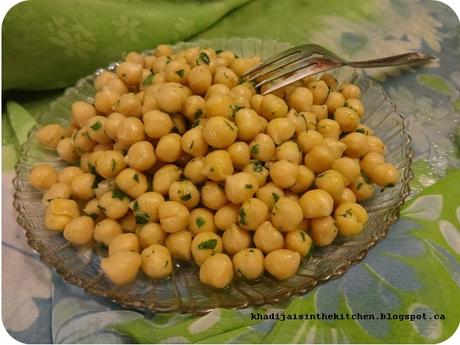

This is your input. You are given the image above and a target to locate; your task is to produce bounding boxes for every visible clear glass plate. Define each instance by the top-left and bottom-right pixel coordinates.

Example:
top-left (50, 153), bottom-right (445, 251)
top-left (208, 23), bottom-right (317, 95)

top-left (13, 38), bottom-right (413, 314)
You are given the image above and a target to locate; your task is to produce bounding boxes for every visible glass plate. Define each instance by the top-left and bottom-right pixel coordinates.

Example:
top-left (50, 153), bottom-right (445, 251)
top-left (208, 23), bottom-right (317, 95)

top-left (13, 38), bottom-right (413, 314)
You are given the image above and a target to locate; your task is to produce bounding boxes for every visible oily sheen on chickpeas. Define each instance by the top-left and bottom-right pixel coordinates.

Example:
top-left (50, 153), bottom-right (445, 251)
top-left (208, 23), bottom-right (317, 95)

top-left (30, 44), bottom-right (400, 289)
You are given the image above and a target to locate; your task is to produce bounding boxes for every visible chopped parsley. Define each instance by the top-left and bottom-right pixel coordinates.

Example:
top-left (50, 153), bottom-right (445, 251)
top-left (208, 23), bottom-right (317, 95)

top-left (198, 239), bottom-right (217, 250)
top-left (342, 209), bottom-right (353, 218)
top-left (356, 128), bottom-right (367, 135)
top-left (272, 192), bottom-right (280, 203)
top-left (189, 140), bottom-right (194, 149)
top-left (135, 212), bottom-right (149, 224)
top-left (132, 200), bottom-right (140, 211)
top-left (197, 52), bottom-right (210, 65)
top-left (88, 162), bottom-right (97, 175)
top-left (230, 104), bottom-right (244, 118)
top-left (90, 121), bottom-right (102, 131)
top-left (250, 144), bottom-right (260, 156)
top-left (356, 182), bottom-right (364, 190)
top-left (175, 69), bottom-right (184, 78)
top-left (91, 175), bottom-right (103, 189)
top-left (252, 160), bottom-right (264, 172)
top-left (191, 120), bottom-right (200, 128)
top-left (96, 242), bottom-right (108, 250)
top-left (166, 56), bottom-right (173, 64)
top-left (361, 171), bottom-right (371, 184)
top-left (196, 216), bottom-right (206, 228)
top-left (143, 73), bottom-right (155, 85)
top-left (249, 249), bottom-right (255, 253)
top-left (300, 231), bottom-right (306, 241)
top-left (224, 121), bottom-right (235, 131)
top-left (181, 193), bottom-right (192, 201)
top-left (112, 189), bottom-right (128, 200)
top-left (97, 205), bottom-right (106, 212)
top-left (215, 49), bottom-right (223, 54)
top-left (133, 173), bottom-right (140, 182)
top-left (164, 260), bottom-right (169, 268)
top-left (386, 183), bottom-right (395, 188)
top-left (111, 159), bottom-right (116, 172)
top-left (239, 208), bottom-right (247, 225)
top-left (85, 212), bottom-right (98, 220)
top-left (194, 109), bottom-right (203, 119)
top-left (245, 184), bottom-right (253, 189)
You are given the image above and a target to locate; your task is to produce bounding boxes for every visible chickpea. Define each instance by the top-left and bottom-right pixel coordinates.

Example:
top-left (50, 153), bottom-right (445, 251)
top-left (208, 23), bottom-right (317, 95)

top-left (125, 51), bottom-right (144, 65)
top-left (205, 84), bottom-right (230, 99)
top-left (230, 57), bottom-right (257, 76)
top-left (227, 142), bottom-right (250, 170)
top-left (289, 165), bottom-right (315, 194)
top-left (368, 163), bottom-right (400, 187)
top-left (94, 150), bottom-right (125, 178)
top-left (29, 164), bottom-right (58, 190)
top-left (169, 180), bottom-right (200, 209)
top-left (171, 113), bottom-right (187, 135)
top-left (103, 112), bottom-right (125, 140)
top-left (260, 94), bottom-right (289, 120)
top-left (256, 182), bottom-right (285, 211)
top-left (269, 160), bottom-right (298, 188)
top-left (232, 248), bottom-right (264, 280)
top-left (304, 144), bottom-right (336, 173)
top-left (164, 60), bottom-right (190, 84)
top-left (271, 197), bottom-right (304, 232)
top-left (214, 204), bottom-right (239, 231)
top-left (153, 164), bottom-right (182, 195)
top-left (119, 211), bottom-right (137, 232)
top-left (335, 187), bottom-right (357, 205)
top-left (249, 133), bottom-right (275, 162)
top-left (218, 50), bottom-right (237, 66)
top-left (62, 216), bottom-right (94, 246)
top-left (200, 253), bottom-right (233, 288)
top-left (186, 65), bottom-right (212, 95)
top-left (165, 230), bottom-right (192, 260)
top-left (286, 109), bottom-right (307, 134)
top-left (334, 202), bottom-right (368, 236)
top-left (222, 223), bottom-right (252, 256)
top-left (234, 109), bottom-right (262, 142)
top-left (155, 83), bottom-right (184, 114)
top-left (223, 172), bottom-right (258, 204)
top-left (310, 216), bottom-right (338, 246)
top-left (115, 168), bottom-right (148, 199)
top-left (57, 166), bottom-right (83, 185)
top-left (191, 232), bottom-right (223, 266)
top-left (158, 201), bottom-right (190, 233)
top-left (322, 138), bottom-right (347, 160)
top-left (308, 80), bottom-right (329, 105)
top-left (299, 189), bottom-right (334, 218)
top-left (155, 133), bottom-right (183, 163)
top-left (297, 130), bottom-right (323, 154)
top-left (243, 160), bottom-right (269, 186)
top-left (113, 93), bottom-right (141, 117)
top-left (285, 230), bottom-right (312, 257)
top-left (332, 157), bottom-right (361, 185)
top-left (264, 249), bottom-right (300, 280)
top-left (42, 182), bottom-right (72, 205)
top-left (183, 157), bottom-right (206, 183)
top-left (69, 173), bottom-right (94, 200)
top-left (181, 127), bottom-right (209, 157)
top-left (345, 98), bottom-right (364, 117)
top-left (136, 223), bottom-right (166, 249)
top-left (311, 104), bottom-right (328, 121)
top-left (317, 119), bottom-right (341, 140)
top-left (116, 117), bottom-right (145, 147)
top-left (116, 61), bottom-right (143, 85)
top-left (214, 66), bottom-right (239, 88)
top-left (276, 141), bottom-right (302, 164)
top-left (44, 198), bottom-right (80, 231)
top-left (266, 118), bottom-right (296, 145)
top-left (124, 141), bottom-right (156, 172)
top-left (101, 251), bottom-right (142, 286)
top-left (288, 87), bottom-right (313, 112)
top-left (188, 208), bottom-right (216, 236)
top-left (202, 116), bottom-right (238, 149)
top-left (231, 84), bottom-right (254, 101)
top-left (340, 83), bottom-right (361, 99)
top-left (333, 107), bottom-right (360, 133)
top-left (95, 71), bottom-right (117, 91)
top-left (204, 94), bottom-right (233, 119)
top-left (140, 110), bottom-right (172, 140)
top-left (140, 244), bottom-right (172, 279)
top-left (94, 88), bottom-right (118, 114)
top-left (57, 137), bottom-right (79, 163)
top-left (238, 198), bottom-right (268, 231)
top-left (203, 150), bottom-right (234, 182)
top-left (105, 77), bottom-right (129, 96)
top-left (250, 94), bottom-right (263, 114)
top-left (83, 198), bottom-right (103, 219)
top-left (340, 132), bottom-right (370, 158)
top-left (349, 175), bottom-right (375, 201)
top-left (201, 181), bottom-right (228, 210)
top-left (108, 233), bottom-right (140, 256)
top-left (325, 91), bottom-right (345, 114)
top-left (36, 124), bottom-right (66, 149)
top-left (315, 169), bottom-right (345, 200)
top-left (133, 192), bottom-right (164, 223)
top-left (72, 127), bottom-right (96, 153)
top-left (155, 44), bottom-right (173, 57)
top-left (360, 152), bottom-right (385, 175)
top-left (94, 218), bottom-right (123, 246)
top-left (98, 190), bottom-right (130, 219)
top-left (71, 101), bottom-right (96, 128)
top-left (367, 136), bottom-right (386, 155)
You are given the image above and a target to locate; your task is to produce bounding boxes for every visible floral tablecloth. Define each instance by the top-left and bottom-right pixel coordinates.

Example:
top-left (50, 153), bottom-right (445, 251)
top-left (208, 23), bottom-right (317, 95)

top-left (2, 0), bottom-right (460, 343)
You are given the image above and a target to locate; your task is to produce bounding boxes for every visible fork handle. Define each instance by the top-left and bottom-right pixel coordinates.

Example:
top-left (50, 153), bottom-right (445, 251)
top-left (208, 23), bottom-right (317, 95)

top-left (347, 52), bottom-right (434, 68)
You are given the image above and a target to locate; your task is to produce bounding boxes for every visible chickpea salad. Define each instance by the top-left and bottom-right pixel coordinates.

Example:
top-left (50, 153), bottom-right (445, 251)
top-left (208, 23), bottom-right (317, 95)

top-left (29, 44), bottom-right (400, 289)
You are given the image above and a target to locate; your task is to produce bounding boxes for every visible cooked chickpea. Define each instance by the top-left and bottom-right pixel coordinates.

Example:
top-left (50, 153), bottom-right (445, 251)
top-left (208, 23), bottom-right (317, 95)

top-left (140, 244), bottom-right (172, 279)
top-left (183, 158), bottom-right (206, 183)
top-left (317, 119), bottom-right (341, 140)
top-left (204, 94), bottom-right (233, 119)
top-left (333, 107), bottom-right (360, 133)
top-left (288, 87), bottom-right (313, 112)
top-left (57, 167), bottom-right (83, 186)
top-left (125, 141), bottom-right (156, 171)
top-left (116, 61), bottom-right (143, 85)
top-left (304, 144), bottom-right (336, 173)
top-left (44, 198), bottom-right (80, 231)
top-left (158, 201), bottom-right (190, 233)
top-left (104, 112), bottom-right (125, 140)
top-left (367, 136), bottom-right (386, 155)
top-left (297, 130), bottom-right (323, 154)
top-left (29, 164), bottom-right (58, 190)
top-left (332, 157), bottom-right (361, 185)
top-left (250, 94), bottom-right (263, 113)
top-left (165, 230), bottom-right (192, 260)
top-left (165, 60), bottom-right (190, 84)
top-left (205, 84), bottom-right (230, 99)
top-left (83, 198), bottom-right (103, 219)
top-left (202, 116), bottom-right (238, 148)
top-left (214, 204), bottom-right (239, 230)
top-left (308, 80), bottom-right (329, 105)
top-left (42, 182), bottom-right (72, 205)
top-left (156, 133), bottom-right (183, 162)
top-left (95, 150), bottom-right (125, 178)
top-left (133, 192), bottom-right (164, 223)
top-left (325, 91), bottom-right (345, 114)
top-left (334, 202), bottom-right (368, 236)
top-left (285, 230), bottom-right (312, 257)
top-left (135, 223), bottom-right (165, 249)
top-left (340, 132), bottom-right (370, 158)
top-left (36, 124), bottom-right (67, 149)
top-left (349, 175), bottom-right (375, 201)
top-left (248, 134), bottom-right (275, 162)
top-left (340, 83), bottom-right (361, 99)
top-left (335, 187), bottom-right (357, 205)
top-left (95, 71), bottom-right (117, 91)
top-left (227, 142), bottom-right (250, 169)
top-left (368, 163), bottom-right (400, 187)
top-left (264, 249), bottom-right (300, 280)
top-left (201, 181), bottom-right (228, 210)
top-left (260, 94), bottom-right (289, 120)
top-left (310, 216), bottom-right (338, 246)
top-left (119, 211), bottom-right (137, 232)
top-left (115, 168), bottom-right (148, 198)
top-left (187, 65), bottom-right (212, 95)
top-left (71, 101), bottom-right (96, 128)
top-left (271, 197), bottom-right (303, 232)
top-left (199, 253), bottom-right (233, 288)
top-left (315, 169), bottom-right (345, 200)
top-left (255, 182), bottom-right (284, 211)
top-left (266, 118), bottom-right (296, 145)
top-left (203, 150), bottom-right (234, 182)
top-left (98, 190), bottom-right (130, 219)
top-left (94, 218), bottom-right (123, 246)
top-left (143, 110), bottom-right (173, 139)
top-left (269, 160), bottom-right (298, 188)
top-left (289, 165), bottom-right (315, 194)
top-left (116, 117), bottom-right (145, 147)
top-left (108, 233), bottom-right (140, 256)
top-left (311, 104), bottom-right (328, 121)
top-left (181, 127), bottom-right (208, 157)
top-left (70, 173), bottom-right (95, 200)
top-left (72, 127), bottom-right (96, 153)
top-left (345, 98), bottom-right (364, 117)
top-left (94, 88), bottom-right (118, 114)
top-left (232, 248), bottom-right (264, 280)
top-left (360, 152), bottom-right (385, 175)
top-left (169, 180), bottom-right (200, 209)
top-left (299, 189), bottom-right (334, 218)
top-left (275, 141), bottom-right (302, 164)
top-left (188, 208), bottom-right (216, 236)
top-left (191, 232), bottom-right (223, 266)
top-left (101, 251), bottom-right (142, 285)
top-left (181, 97), bottom-right (204, 123)
top-left (214, 66), bottom-right (239, 88)
top-left (286, 109), bottom-right (306, 134)
top-left (57, 137), bottom-right (79, 162)
top-left (243, 160), bottom-right (269, 186)
top-left (155, 83), bottom-right (184, 114)
top-left (105, 77), bottom-right (129, 96)
top-left (153, 164), bottom-right (182, 195)
top-left (238, 198), bottom-right (268, 231)
top-left (222, 224), bottom-right (252, 256)
top-left (225, 172), bottom-right (259, 204)
top-left (115, 93), bottom-right (142, 117)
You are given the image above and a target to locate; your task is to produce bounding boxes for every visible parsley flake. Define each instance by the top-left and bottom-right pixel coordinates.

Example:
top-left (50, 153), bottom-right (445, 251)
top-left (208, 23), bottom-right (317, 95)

top-left (356, 128), bottom-right (367, 135)
top-left (252, 160), bottom-right (264, 172)
top-left (198, 239), bottom-right (217, 250)
top-left (111, 159), bottom-right (116, 172)
top-left (272, 192), bottom-right (280, 203)
top-left (239, 208), bottom-right (247, 225)
top-left (181, 193), bottom-right (192, 201)
top-left (196, 216), bottom-right (206, 228)
top-left (224, 121), bottom-right (235, 131)
top-left (135, 212), bottom-right (150, 224)
top-left (300, 231), bottom-right (306, 241)
top-left (194, 109), bottom-right (203, 119)
top-left (197, 52), bottom-right (210, 65)
top-left (245, 184), bottom-right (253, 189)
top-left (133, 173), bottom-right (139, 182)
top-left (112, 189), bottom-right (128, 200)
top-left (250, 144), bottom-right (260, 156)
top-left (175, 69), bottom-right (184, 78)
top-left (143, 73), bottom-right (155, 85)
top-left (90, 121), bottom-right (102, 131)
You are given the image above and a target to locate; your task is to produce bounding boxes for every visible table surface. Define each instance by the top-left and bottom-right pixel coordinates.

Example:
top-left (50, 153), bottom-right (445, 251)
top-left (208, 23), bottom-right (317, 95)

top-left (2, 0), bottom-right (460, 343)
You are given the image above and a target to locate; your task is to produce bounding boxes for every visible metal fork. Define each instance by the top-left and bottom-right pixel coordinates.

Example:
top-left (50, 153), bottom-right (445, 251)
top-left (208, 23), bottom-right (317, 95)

top-left (243, 44), bottom-right (435, 95)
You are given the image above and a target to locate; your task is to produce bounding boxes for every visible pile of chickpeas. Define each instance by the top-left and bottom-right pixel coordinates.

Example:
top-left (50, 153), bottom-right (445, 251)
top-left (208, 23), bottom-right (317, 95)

top-left (29, 44), bottom-right (400, 289)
